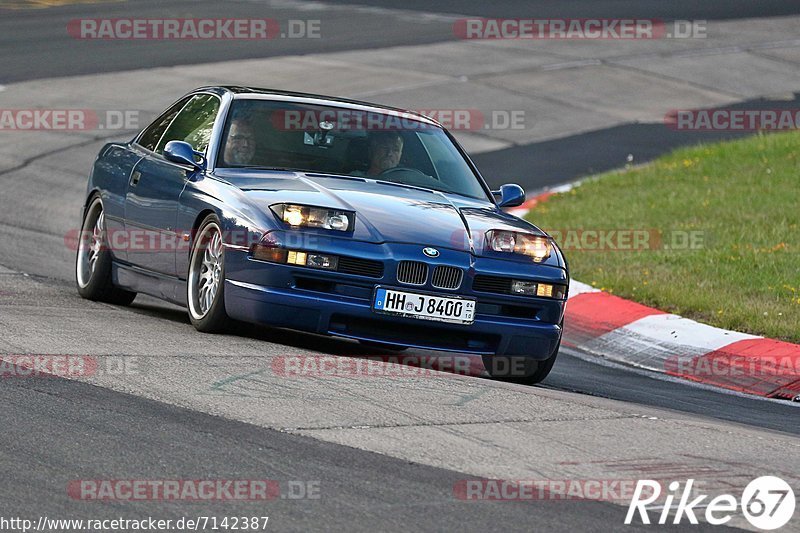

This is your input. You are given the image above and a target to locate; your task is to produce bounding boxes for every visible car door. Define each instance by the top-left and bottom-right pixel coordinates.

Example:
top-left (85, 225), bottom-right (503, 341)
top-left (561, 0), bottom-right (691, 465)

top-left (93, 146), bottom-right (143, 264)
top-left (124, 93), bottom-right (220, 276)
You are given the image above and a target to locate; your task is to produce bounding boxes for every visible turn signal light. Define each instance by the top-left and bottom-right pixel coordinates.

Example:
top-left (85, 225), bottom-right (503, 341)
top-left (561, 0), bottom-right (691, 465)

top-left (510, 280), bottom-right (567, 299)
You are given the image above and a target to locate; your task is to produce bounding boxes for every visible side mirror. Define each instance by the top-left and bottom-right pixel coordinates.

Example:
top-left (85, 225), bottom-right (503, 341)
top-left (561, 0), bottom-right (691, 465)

top-left (164, 140), bottom-right (205, 170)
top-left (492, 183), bottom-right (525, 208)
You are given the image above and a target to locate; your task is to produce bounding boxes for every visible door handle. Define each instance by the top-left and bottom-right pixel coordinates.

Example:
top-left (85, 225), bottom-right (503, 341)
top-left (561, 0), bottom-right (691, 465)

top-left (130, 170), bottom-right (141, 187)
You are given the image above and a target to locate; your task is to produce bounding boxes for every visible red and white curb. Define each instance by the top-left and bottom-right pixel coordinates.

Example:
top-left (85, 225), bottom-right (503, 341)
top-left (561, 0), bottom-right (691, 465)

top-left (564, 281), bottom-right (800, 400)
top-left (507, 189), bottom-right (800, 400)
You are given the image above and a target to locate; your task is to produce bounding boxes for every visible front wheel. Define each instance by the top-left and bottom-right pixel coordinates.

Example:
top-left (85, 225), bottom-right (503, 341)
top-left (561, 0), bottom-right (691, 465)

top-left (482, 337), bottom-right (561, 385)
top-left (187, 214), bottom-right (230, 333)
top-left (75, 197), bottom-right (136, 305)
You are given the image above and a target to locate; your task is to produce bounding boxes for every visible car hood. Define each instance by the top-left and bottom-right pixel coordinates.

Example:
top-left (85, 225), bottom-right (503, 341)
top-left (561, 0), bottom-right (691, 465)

top-left (218, 170), bottom-right (548, 253)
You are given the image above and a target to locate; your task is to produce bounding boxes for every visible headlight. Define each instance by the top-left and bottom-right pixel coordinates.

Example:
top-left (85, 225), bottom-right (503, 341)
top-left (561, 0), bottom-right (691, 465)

top-left (270, 204), bottom-right (354, 232)
top-left (486, 230), bottom-right (551, 262)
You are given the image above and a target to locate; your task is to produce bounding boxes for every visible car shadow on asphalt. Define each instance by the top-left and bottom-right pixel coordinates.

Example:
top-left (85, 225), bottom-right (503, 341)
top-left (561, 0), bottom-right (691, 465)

top-left (127, 295), bottom-right (490, 378)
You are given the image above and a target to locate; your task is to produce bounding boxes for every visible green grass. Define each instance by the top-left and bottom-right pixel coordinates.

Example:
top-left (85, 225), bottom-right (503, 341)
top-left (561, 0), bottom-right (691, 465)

top-left (527, 131), bottom-right (800, 343)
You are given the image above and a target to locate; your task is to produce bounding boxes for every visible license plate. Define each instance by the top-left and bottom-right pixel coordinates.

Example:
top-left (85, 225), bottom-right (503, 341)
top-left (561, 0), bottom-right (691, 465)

top-left (373, 287), bottom-right (476, 325)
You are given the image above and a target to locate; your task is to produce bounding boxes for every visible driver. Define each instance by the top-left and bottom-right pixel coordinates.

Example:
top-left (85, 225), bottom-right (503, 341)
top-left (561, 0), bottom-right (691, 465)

top-left (223, 119), bottom-right (256, 166)
top-left (364, 131), bottom-right (404, 176)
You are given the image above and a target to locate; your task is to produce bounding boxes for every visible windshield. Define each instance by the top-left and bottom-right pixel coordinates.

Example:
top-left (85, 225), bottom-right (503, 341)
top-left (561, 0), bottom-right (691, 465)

top-left (217, 99), bottom-right (490, 200)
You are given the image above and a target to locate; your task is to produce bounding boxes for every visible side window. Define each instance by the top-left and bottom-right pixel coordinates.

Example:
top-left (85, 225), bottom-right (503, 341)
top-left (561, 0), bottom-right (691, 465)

top-left (399, 132), bottom-right (435, 176)
top-left (419, 131), bottom-right (485, 199)
top-left (136, 96), bottom-right (192, 152)
top-left (155, 94), bottom-right (220, 154)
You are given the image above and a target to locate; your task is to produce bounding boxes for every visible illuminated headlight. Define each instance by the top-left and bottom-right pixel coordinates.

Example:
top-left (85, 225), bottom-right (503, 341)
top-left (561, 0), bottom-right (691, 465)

top-left (490, 230), bottom-right (516, 252)
top-left (271, 204), bottom-right (354, 232)
top-left (486, 230), bottom-right (552, 262)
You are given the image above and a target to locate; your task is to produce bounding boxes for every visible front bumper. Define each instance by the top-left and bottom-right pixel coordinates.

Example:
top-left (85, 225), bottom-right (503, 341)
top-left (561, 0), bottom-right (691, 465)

top-left (223, 242), bottom-right (567, 358)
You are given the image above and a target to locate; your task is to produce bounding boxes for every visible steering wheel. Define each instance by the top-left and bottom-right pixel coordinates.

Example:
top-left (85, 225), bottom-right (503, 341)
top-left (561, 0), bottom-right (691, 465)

top-left (378, 167), bottom-right (437, 187)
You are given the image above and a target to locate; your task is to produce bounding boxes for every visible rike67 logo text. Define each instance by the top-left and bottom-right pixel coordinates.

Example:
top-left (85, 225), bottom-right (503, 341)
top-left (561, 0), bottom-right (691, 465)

top-left (626, 476), bottom-right (795, 530)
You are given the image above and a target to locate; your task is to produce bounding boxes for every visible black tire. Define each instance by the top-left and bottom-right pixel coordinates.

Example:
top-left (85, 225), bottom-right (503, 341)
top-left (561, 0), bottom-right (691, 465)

top-left (75, 197), bottom-right (137, 305)
top-left (482, 336), bottom-right (561, 385)
top-left (187, 214), bottom-right (230, 333)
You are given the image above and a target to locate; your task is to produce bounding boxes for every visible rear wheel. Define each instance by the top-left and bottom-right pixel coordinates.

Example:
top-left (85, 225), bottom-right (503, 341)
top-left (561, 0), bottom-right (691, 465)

top-left (75, 197), bottom-right (136, 305)
top-left (187, 214), bottom-right (230, 332)
top-left (483, 336), bottom-right (561, 385)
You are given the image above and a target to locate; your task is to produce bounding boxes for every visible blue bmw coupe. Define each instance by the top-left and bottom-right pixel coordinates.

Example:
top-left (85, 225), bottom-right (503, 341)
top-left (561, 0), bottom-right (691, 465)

top-left (76, 86), bottom-right (569, 383)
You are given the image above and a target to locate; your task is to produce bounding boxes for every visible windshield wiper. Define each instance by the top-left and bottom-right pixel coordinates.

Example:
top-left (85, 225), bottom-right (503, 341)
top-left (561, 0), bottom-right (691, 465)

top-left (230, 166), bottom-right (307, 172)
top-left (373, 179), bottom-right (457, 196)
top-left (227, 167), bottom-right (474, 198)
top-left (228, 167), bottom-right (365, 181)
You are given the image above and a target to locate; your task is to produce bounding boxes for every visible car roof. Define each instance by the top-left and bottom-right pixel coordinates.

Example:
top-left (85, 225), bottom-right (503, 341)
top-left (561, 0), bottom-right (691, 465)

top-left (191, 85), bottom-right (442, 128)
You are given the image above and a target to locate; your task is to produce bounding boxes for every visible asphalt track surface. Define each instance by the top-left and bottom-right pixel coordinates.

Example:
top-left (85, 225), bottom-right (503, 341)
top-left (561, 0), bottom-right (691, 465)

top-left (336, 0), bottom-right (800, 20)
top-left (1, 1), bottom-right (798, 531)
top-left (0, 0), bottom-right (453, 83)
top-left (0, 273), bottom-right (791, 532)
top-left (4, 0), bottom-right (800, 191)
top-left (0, 345), bottom-right (735, 533)
top-left (1, 368), bottom-right (663, 532)
top-left (4, 0), bottom-right (800, 85)
top-left (473, 94), bottom-right (800, 188)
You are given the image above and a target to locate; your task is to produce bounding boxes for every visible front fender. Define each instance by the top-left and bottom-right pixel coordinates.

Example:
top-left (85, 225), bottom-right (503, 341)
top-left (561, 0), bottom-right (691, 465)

top-left (176, 174), bottom-right (277, 279)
